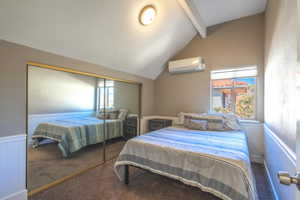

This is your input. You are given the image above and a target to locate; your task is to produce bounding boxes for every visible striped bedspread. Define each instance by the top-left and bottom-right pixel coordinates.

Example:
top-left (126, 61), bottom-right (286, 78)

top-left (114, 127), bottom-right (257, 200)
top-left (32, 117), bottom-right (123, 157)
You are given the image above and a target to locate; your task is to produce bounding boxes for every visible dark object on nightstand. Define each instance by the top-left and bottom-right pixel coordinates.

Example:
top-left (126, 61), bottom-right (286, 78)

top-left (124, 116), bottom-right (138, 139)
top-left (148, 119), bottom-right (172, 132)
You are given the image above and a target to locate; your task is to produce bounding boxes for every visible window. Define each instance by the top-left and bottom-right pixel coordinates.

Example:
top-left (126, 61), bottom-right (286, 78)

top-left (210, 67), bottom-right (257, 119)
top-left (97, 80), bottom-right (114, 110)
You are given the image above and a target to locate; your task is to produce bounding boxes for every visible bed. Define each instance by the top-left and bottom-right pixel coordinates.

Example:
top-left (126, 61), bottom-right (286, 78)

top-left (114, 126), bottom-right (258, 200)
top-left (32, 116), bottom-right (123, 157)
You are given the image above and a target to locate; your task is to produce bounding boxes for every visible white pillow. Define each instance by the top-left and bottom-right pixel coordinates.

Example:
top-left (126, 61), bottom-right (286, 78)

top-left (118, 109), bottom-right (128, 120)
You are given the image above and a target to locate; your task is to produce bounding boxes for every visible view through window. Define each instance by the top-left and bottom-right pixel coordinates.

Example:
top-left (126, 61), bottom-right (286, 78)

top-left (98, 80), bottom-right (114, 109)
top-left (99, 87), bottom-right (114, 109)
top-left (211, 67), bottom-right (257, 119)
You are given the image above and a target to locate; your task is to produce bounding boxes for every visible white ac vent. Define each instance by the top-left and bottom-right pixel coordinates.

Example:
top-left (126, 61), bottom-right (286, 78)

top-left (168, 57), bottom-right (205, 74)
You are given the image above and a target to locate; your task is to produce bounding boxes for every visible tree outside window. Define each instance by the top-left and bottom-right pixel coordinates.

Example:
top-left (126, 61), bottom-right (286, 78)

top-left (211, 67), bottom-right (257, 119)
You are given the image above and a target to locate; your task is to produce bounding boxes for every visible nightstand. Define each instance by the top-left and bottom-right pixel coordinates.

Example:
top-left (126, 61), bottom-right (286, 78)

top-left (124, 116), bottom-right (138, 139)
top-left (148, 119), bottom-right (172, 132)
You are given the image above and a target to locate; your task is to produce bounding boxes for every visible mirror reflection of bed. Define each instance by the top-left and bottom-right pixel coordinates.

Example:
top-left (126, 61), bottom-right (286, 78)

top-left (100, 80), bottom-right (140, 160)
top-left (27, 65), bottom-right (140, 193)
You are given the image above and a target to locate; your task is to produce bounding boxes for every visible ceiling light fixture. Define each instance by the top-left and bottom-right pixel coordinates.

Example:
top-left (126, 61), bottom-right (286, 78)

top-left (139, 5), bottom-right (156, 26)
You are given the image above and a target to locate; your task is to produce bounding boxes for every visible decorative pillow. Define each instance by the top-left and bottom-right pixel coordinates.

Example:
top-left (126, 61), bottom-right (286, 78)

top-left (203, 113), bottom-right (241, 131)
top-left (109, 111), bottom-right (119, 119)
top-left (200, 113), bottom-right (224, 131)
top-left (183, 113), bottom-right (224, 131)
top-left (178, 112), bottom-right (201, 125)
top-left (184, 116), bottom-right (208, 131)
top-left (199, 113), bottom-right (224, 120)
top-left (206, 119), bottom-right (224, 131)
top-left (183, 115), bottom-right (199, 126)
top-left (97, 112), bottom-right (109, 119)
top-left (223, 114), bottom-right (241, 131)
top-left (180, 112), bottom-right (241, 131)
top-left (118, 109), bottom-right (128, 120)
top-left (183, 115), bottom-right (191, 127)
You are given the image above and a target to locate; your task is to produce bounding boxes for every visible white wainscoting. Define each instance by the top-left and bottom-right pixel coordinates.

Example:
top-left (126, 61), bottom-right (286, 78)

top-left (240, 121), bottom-right (264, 163)
top-left (264, 124), bottom-right (297, 200)
top-left (28, 111), bottom-right (95, 145)
top-left (0, 135), bottom-right (27, 200)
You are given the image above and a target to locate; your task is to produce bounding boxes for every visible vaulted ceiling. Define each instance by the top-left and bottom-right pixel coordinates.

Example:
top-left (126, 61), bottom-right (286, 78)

top-left (0, 0), bottom-right (267, 79)
top-left (190, 0), bottom-right (267, 26)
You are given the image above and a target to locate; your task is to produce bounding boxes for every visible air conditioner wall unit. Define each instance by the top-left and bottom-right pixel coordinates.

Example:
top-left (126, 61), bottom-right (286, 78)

top-left (168, 57), bottom-right (205, 74)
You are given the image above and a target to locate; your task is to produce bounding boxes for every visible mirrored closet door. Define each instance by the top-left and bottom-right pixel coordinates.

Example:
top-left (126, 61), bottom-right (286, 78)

top-left (26, 63), bottom-right (141, 195)
top-left (102, 80), bottom-right (141, 161)
top-left (27, 66), bottom-right (105, 193)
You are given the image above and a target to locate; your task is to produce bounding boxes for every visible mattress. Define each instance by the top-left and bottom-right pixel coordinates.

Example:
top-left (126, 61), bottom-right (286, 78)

top-left (32, 116), bottom-right (123, 157)
top-left (114, 126), bottom-right (257, 200)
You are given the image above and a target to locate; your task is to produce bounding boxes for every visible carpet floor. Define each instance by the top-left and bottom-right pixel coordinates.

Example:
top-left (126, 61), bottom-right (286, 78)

top-left (28, 138), bottom-right (126, 191)
top-left (29, 159), bottom-right (274, 200)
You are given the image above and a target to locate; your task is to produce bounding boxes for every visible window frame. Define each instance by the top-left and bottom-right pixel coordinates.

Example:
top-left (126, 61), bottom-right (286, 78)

top-left (210, 68), bottom-right (258, 120)
top-left (98, 86), bottom-right (114, 110)
top-left (106, 86), bottom-right (114, 109)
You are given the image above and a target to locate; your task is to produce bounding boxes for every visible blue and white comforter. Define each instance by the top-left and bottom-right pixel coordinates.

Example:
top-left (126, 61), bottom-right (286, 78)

top-left (114, 127), bottom-right (257, 200)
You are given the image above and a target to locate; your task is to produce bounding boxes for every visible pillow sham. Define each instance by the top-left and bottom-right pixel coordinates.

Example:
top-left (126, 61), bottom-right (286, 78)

top-left (177, 112), bottom-right (201, 125)
top-left (97, 112), bottom-right (109, 119)
top-left (109, 111), bottom-right (119, 119)
top-left (196, 114), bottom-right (225, 131)
top-left (184, 116), bottom-right (208, 131)
top-left (223, 114), bottom-right (241, 131)
top-left (179, 112), bottom-right (241, 131)
top-left (183, 114), bottom-right (223, 131)
top-left (205, 112), bottom-right (241, 131)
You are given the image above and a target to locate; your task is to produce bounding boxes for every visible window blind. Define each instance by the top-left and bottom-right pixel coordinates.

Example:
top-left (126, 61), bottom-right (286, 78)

top-left (211, 66), bottom-right (257, 80)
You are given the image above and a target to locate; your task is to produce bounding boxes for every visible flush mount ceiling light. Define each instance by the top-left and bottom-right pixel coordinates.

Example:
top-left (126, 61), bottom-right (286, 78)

top-left (139, 5), bottom-right (156, 25)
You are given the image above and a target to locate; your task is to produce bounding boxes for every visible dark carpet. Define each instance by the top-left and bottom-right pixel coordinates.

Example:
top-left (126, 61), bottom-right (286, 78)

top-left (28, 139), bottom-right (125, 191)
top-left (29, 159), bottom-right (274, 200)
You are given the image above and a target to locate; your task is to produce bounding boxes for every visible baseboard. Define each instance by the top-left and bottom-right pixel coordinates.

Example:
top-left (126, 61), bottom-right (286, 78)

top-left (264, 161), bottom-right (280, 200)
top-left (0, 190), bottom-right (27, 200)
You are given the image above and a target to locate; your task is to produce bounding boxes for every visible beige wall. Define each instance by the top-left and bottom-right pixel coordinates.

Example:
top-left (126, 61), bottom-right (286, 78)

top-left (0, 40), bottom-right (155, 137)
top-left (114, 81), bottom-right (140, 114)
top-left (155, 14), bottom-right (265, 121)
top-left (264, 0), bottom-right (298, 151)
